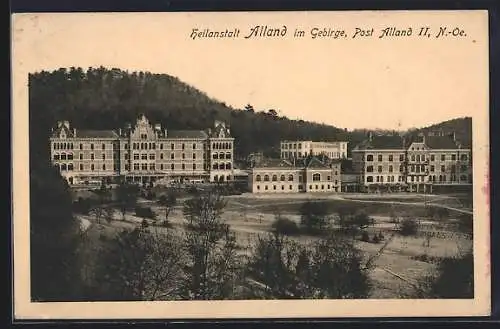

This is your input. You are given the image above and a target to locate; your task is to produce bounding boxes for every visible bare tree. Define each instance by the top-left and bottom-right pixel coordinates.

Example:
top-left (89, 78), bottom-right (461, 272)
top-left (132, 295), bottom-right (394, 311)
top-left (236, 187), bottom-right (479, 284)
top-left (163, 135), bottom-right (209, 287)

top-left (182, 189), bottom-right (242, 299)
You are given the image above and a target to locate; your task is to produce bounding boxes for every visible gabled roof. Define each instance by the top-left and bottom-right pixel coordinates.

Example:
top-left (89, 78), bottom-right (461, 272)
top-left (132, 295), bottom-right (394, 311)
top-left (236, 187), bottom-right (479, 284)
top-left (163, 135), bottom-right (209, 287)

top-left (300, 156), bottom-right (330, 169)
top-left (354, 135), bottom-right (405, 150)
top-left (254, 158), bottom-right (294, 169)
top-left (76, 130), bottom-right (119, 138)
top-left (167, 130), bottom-right (208, 139)
top-left (425, 135), bottom-right (459, 149)
top-left (51, 124), bottom-right (75, 138)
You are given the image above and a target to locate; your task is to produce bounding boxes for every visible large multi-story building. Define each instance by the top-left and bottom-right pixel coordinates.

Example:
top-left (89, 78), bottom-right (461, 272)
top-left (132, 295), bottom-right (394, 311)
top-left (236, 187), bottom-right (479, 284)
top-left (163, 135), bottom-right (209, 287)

top-left (247, 156), bottom-right (341, 193)
top-left (280, 140), bottom-right (348, 160)
top-left (351, 132), bottom-right (472, 193)
top-left (49, 114), bottom-right (234, 186)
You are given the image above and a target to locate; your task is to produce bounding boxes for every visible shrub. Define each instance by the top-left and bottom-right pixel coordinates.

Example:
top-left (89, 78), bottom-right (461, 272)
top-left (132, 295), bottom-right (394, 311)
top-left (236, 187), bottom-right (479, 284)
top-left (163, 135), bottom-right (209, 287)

top-left (400, 218), bottom-right (418, 236)
top-left (360, 231), bottom-right (370, 242)
top-left (135, 206), bottom-right (156, 219)
top-left (271, 218), bottom-right (300, 236)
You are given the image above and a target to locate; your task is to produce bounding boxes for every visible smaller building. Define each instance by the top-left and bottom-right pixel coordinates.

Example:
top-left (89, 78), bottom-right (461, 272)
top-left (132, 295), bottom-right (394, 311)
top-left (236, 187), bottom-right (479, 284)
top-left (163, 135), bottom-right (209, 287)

top-left (248, 156), bottom-right (341, 193)
top-left (280, 140), bottom-right (348, 160)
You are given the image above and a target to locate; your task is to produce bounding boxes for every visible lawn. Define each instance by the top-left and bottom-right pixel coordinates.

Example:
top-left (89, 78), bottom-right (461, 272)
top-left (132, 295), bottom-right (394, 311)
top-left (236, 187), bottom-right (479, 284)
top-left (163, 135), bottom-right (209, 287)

top-left (77, 191), bottom-right (473, 299)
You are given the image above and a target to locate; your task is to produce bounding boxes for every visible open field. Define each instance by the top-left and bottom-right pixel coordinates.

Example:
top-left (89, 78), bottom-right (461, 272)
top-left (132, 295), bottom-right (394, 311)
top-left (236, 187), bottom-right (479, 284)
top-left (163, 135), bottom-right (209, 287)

top-left (78, 191), bottom-right (473, 299)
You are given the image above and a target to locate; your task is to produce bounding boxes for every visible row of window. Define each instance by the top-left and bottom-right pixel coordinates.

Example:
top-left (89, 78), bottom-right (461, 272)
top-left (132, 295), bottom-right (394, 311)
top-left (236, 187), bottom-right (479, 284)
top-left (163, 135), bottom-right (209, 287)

top-left (55, 163), bottom-right (117, 171)
top-left (212, 142), bottom-right (232, 150)
top-left (365, 174), bottom-right (470, 183)
top-left (364, 153), bottom-right (469, 162)
top-left (256, 184), bottom-right (338, 191)
top-left (126, 163), bottom-right (208, 171)
top-left (255, 173), bottom-right (335, 182)
top-left (132, 142), bottom-right (204, 151)
top-left (213, 152), bottom-right (232, 159)
top-left (132, 153), bottom-right (205, 160)
top-left (53, 142), bottom-right (74, 150)
top-left (366, 164), bottom-right (469, 174)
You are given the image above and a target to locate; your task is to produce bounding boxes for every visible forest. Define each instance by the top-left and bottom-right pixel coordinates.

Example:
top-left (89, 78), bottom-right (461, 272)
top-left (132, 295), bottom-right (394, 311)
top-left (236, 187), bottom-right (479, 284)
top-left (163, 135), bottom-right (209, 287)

top-left (27, 67), bottom-right (473, 301)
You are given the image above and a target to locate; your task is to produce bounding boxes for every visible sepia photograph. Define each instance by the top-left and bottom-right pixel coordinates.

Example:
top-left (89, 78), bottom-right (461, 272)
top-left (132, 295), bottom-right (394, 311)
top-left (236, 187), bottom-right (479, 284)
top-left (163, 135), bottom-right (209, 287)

top-left (11, 10), bottom-right (490, 319)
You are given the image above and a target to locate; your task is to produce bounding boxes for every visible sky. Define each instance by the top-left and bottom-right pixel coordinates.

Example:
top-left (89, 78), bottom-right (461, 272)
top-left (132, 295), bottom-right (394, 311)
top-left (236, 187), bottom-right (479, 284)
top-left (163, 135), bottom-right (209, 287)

top-left (12, 11), bottom-right (488, 130)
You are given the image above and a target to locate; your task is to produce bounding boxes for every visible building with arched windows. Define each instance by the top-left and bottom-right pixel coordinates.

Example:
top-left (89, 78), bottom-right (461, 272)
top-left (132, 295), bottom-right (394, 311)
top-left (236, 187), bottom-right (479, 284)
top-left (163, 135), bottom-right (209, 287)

top-left (49, 115), bottom-right (234, 186)
top-left (352, 131), bottom-right (472, 193)
top-left (248, 156), bottom-right (341, 193)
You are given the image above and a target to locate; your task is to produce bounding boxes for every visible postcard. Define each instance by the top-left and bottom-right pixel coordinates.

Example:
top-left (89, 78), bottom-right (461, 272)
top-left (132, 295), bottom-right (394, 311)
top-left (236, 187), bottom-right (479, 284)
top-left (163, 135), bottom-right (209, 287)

top-left (11, 10), bottom-right (490, 319)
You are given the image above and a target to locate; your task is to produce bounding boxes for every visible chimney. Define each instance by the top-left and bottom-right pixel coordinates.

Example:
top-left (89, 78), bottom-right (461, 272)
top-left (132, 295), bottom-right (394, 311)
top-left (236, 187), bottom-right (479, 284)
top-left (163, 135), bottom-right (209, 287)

top-left (119, 128), bottom-right (122, 136)
top-left (126, 123), bottom-right (132, 130)
top-left (73, 128), bottom-right (76, 136)
top-left (368, 132), bottom-right (373, 142)
top-left (450, 132), bottom-right (456, 141)
top-left (422, 134), bottom-right (426, 145)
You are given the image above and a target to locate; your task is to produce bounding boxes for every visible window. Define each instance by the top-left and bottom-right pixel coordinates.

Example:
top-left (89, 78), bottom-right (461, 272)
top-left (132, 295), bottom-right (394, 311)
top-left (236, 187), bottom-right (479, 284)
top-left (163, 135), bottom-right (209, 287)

top-left (213, 153), bottom-right (218, 159)
top-left (441, 154), bottom-right (446, 161)
top-left (411, 155), bottom-right (415, 161)
top-left (367, 176), bottom-right (373, 182)
top-left (431, 154), bottom-right (435, 161)
top-left (90, 153), bottom-right (94, 160)
top-left (288, 174), bottom-right (293, 181)
top-left (182, 153), bottom-right (185, 159)
top-left (280, 175), bottom-right (286, 181)
top-left (160, 153), bottom-right (163, 160)
top-left (226, 163), bottom-right (231, 170)
top-left (213, 164), bottom-right (218, 170)
top-left (79, 164), bottom-right (84, 170)
top-left (182, 143), bottom-right (185, 150)
top-left (389, 155), bottom-right (393, 161)
top-left (321, 185), bottom-right (324, 190)
top-left (257, 185), bottom-right (260, 190)
top-left (171, 143), bottom-right (175, 150)
top-left (281, 185), bottom-right (285, 190)
top-left (102, 143), bottom-right (105, 150)
top-left (102, 164), bottom-right (106, 170)
top-left (171, 164), bottom-right (175, 170)
top-left (416, 155), bottom-right (420, 162)
top-left (142, 164), bottom-right (147, 170)
top-left (400, 165), bottom-right (404, 172)
top-left (430, 165), bottom-right (435, 172)
top-left (378, 155), bottom-right (383, 161)
top-left (53, 154), bottom-right (60, 160)
top-left (91, 144), bottom-right (94, 150)
top-left (193, 153), bottom-right (196, 160)
top-left (272, 175), bottom-right (278, 182)
top-left (313, 173), bottom-right (321, 181)
top-left (134, 163), bottom-right (139, 170)
top-left (451, 154), bottom-right (457, 161)
top-left (389, 165), bottom-right (393, 173)
top-left (102, 153), bottom-right (106, 160)
top-left (367, 154), bottom-right (373, 161)
top-left (226, 152), bottom-right (231, 159)
top-left (289, 185), bottom-right (293, 190)
top-left (399, 154), bottom-right (404, 161)
top-left (149, 154), bottom-right (155, 160)
top-left (315, 185), bottom-right (318, 190)
top-left (366, 165), bottom-right (374, 173)
top-left (256, 175), bottom-right (262, 182)
top-left (91, 164), bottom-right (95, 171)
top-left (264, 175), bottom-right (270, 181)
top-left (220, 153), bottom-right (225, 160)
top-left (327, 175), bottom-right (331, 181)
top-left (441, 165), bottom-right (445, 172)
top-left (377, 166), bottom-right (382, 173)
top-left (192, 143), bottom-right (196, 150)
top-left (461, 154), bottom-right (468, 161)
top-left (80, 143), bottom-right (83, 150)
top-left (141, 154), bottom-right (147, 160)
top-left (150, 164), bottom-right (155, 170)
top-left (219, 163), bottom-right (225, 170)
top-left (171, 154), bottom-right (175, 160)
top-left (134, 153), bottom-right (139, 160)
top-left (273, 185), bottom-right (277, 190)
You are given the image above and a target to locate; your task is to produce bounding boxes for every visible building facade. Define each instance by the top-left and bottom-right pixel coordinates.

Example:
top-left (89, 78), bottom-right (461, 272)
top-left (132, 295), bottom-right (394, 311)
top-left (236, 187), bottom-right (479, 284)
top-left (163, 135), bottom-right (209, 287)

top-left (248, 156), bottom-right (341, 193)
top-left (280, 140), bottom-right (348, 160)
top-left (49, 115), bottom-right (234, 186)
top-left (351, 132), bottom-right (472, 193)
